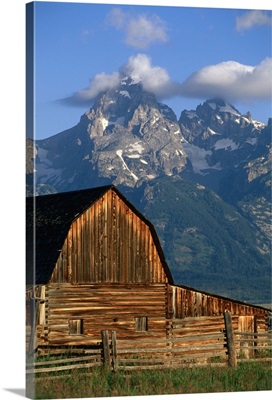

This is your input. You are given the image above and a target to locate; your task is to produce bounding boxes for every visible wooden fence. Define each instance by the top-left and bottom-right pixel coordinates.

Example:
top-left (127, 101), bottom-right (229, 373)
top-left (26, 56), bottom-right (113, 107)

top-left (26, 313), bottom-right (271, 376)
top-left (26, 345), bottom-right (103, 376)
top-left (234, 331), bottom-right (272, 363)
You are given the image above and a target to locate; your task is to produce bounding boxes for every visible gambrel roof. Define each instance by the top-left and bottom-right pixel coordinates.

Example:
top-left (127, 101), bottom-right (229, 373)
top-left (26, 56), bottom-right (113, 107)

top-left (26, 185), bottom-right (174, 285)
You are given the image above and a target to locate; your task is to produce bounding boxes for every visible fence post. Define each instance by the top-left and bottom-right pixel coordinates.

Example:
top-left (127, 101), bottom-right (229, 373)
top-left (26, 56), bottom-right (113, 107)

top-left (224, 312), bottom-right (237, 367)
top-left (253, 316), bottom-right (258, 358)
top-left (111, 330), bottom-right (118, 371)
top-left (101, 330), bottom-right (111, 367)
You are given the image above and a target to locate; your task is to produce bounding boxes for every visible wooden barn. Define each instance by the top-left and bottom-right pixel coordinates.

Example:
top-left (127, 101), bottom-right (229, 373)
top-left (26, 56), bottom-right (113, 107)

top-left (26, 185), bottom-right (270, 357)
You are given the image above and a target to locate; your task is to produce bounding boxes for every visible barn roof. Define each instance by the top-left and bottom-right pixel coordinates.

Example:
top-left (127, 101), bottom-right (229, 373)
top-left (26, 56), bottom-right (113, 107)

top-left (26, 185), bottom-right (174, 285)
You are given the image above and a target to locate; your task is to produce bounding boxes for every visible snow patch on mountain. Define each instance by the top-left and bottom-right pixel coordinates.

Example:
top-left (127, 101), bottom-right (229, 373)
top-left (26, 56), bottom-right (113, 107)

top-left (252, 120), bottom-right (266, 130)
top-left (36, 147), bottom-right (63, 184)
top-left (151, 116), bottom-right (160, 125)
top-left (213, 139), bottom-right (239, 151)
top-left (207, 127), bottom-right (219, 135)
top-left (127, 154), bottom-right (141, 159)
top-left (215, 115), bottom-right (224, 124)
top-left (219, 105), bottom-right (240, 116)
top-left (101, 118), bottom-right (109, 131)
top-left (246, 138), bottom-right (258, 145)
top-left (182, 142), bottom-right (218, 174)
top-left (120, 90), bottom-right (131, 98)
top-left (116, 149), bottom-right (138, 181)
top-left (128, 142), bottom-right (145, 154)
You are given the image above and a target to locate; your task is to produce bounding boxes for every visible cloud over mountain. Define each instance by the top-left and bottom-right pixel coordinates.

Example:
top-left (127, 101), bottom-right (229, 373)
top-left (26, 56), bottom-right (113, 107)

top-left (180, 58), bottom-right (272, 101)
top-left (121, 54), bottom-right (179, 98)
top-left (68, 72), bottom-right (120, 105)
top-left (61, 55), bottom-right (271, 107)
top-left (62, 54), bottom-right (178, 106)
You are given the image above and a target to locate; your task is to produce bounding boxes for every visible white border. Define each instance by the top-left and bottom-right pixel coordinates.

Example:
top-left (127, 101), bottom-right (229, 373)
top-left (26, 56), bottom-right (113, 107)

top-left (0, 1), bottom-right (270, 399)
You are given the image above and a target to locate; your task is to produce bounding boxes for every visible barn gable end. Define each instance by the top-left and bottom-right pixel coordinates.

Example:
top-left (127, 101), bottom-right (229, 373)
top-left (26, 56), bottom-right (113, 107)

top-left (26, 185), bottom-right (173, 286)
top-left (50, 188), bottom-right (170, 284)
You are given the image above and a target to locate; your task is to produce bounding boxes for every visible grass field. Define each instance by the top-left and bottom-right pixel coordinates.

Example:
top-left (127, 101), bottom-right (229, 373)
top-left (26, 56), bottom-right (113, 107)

top-left (32, 361), bottom-right (272, 399)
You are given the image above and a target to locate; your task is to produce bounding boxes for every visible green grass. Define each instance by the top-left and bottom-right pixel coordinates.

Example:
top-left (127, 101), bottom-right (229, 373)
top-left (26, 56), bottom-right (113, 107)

top-left (32, 362), bottom-right (272, 399)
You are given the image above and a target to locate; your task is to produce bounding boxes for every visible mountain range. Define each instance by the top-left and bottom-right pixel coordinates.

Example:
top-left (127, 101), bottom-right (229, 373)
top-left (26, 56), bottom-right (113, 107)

top-left (26, 76), bottom-right (271, 304)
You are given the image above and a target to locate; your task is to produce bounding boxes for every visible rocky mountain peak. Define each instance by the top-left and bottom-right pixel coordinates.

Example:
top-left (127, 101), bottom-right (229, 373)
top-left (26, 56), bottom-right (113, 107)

top-left (177, 98), bottom-right (269, 180)
top-left (92, 74), bottom-right (158, 112)
top-left (28, 82), bottom-right (269, 196)
top-left (179, 98), bottom-right (266, 149)
top-left (32, 77), bottom-right (187, 190)
top-left (206, 97), bottom-right (240, 112)
top-left (180, 98), bottom-right (242, 129)
top-left (86, 74), bottom-right (169, 139)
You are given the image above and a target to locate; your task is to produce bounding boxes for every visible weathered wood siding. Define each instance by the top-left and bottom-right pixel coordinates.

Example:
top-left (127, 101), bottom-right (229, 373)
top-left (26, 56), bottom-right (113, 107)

top-left (170, 316), bottom-right (228, 362)
top-left (40, 283), bottom-right (168, 346)
top-left (170, 285), bottom-right (269, 320)
top-left (50, 189), bottom-right (168, 284)
top-left (38, 282), bottom-right (269, 348)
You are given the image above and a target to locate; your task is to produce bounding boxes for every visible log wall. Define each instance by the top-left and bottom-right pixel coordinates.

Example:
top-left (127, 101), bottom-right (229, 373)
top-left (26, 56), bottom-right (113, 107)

top-left (32, 283), bottom-right (270, 351)
top-left (171, 285), bottom-right (269, 320)
top-left (169, 315), bottom-right (227, 363)
top-left (35, 283), bottom-right (269, 348)
top-left (50, 189), bottom-right (168, 285)
top-left (38, 283), bottom-right (168, 347)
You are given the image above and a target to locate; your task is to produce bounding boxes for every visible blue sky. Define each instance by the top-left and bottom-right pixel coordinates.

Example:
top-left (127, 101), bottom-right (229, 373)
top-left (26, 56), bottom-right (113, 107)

top-left (30, 0), bottom-right (272, 140)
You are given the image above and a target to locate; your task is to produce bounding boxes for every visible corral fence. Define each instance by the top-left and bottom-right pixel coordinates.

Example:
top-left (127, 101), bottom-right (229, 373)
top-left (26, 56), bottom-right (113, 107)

top-left (234, 330), bottom-right (272, 364)
top-left (26, 345), bottom-right (104, 376)
top-left (26, 312), bottom-right (272, 376)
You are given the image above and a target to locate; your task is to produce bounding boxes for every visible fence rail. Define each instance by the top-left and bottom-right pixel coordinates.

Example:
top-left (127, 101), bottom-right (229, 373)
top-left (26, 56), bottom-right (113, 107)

top-left (26, 313), bottom-right (272, 376)
top-left (233, 328), bottom-right (272, 363)
top-left (26, 343), bottom-right (104, 376)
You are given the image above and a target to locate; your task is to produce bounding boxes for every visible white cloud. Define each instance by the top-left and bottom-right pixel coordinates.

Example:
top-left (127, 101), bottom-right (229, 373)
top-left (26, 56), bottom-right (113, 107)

top-left (236, 10), bottom-right (272, 31)
top-left (64, 72), bottom-right (119, 105)
top-left (62, 56), bottom-right (271, 106)
top-left (125, 15), bottom-right (168, 49)
top-left (107, 8), bottom-right (126, 30)
top-left (107, 8), bottom-right (169, 49)
top-left (180, 58), bottom-right (272, 101)
top-left (122, 54), bottom-right (178, 98)
top-left (63, 54), bottom-right (178, 105)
